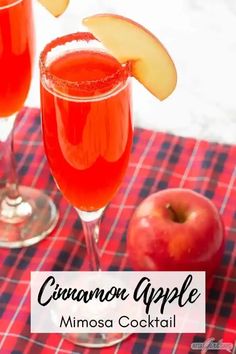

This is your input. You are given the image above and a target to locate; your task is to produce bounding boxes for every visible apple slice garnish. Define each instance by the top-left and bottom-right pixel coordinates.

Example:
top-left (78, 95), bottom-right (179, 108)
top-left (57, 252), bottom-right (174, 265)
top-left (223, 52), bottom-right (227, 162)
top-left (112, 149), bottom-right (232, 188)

top-left (37, 0), bottom-right (69, 17)
top-left (82, 14), bottom-right (177, 100)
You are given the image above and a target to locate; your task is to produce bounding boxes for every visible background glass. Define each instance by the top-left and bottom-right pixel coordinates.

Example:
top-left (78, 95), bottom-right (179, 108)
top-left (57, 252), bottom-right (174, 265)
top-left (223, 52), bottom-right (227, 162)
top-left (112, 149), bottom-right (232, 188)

top-left (0, 0), bottom-right (58, 248)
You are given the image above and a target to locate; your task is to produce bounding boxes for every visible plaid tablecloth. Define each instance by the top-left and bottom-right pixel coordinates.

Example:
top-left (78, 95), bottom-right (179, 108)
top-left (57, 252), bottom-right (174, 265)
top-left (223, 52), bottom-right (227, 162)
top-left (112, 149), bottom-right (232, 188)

top-left (0, 108), bottom-right (235, 354)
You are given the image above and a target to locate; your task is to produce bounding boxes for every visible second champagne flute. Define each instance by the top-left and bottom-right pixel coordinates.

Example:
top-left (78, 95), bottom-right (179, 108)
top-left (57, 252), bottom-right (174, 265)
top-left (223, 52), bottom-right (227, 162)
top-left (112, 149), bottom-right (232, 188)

top-left (0, 0), bottom-right (58, 248)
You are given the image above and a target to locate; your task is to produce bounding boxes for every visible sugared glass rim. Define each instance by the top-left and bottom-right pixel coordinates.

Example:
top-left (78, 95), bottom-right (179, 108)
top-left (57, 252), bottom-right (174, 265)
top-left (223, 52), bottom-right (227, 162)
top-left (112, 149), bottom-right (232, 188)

top-left (0, 0), bottom-right (23, 10)
top-left (39, 32), bottom-right (131, 93)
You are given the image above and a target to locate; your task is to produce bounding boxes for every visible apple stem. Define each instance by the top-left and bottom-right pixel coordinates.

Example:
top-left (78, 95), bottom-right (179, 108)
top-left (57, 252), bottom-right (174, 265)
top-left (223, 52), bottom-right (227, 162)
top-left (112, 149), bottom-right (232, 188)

top-left (166, 203), bottom-right (183, 223)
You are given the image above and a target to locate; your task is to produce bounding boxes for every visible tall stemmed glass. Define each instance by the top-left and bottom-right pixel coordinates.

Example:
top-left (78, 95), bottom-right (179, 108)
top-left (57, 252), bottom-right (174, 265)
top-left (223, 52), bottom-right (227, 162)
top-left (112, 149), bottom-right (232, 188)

top-left (0, 0), bottom-right (58, 248)
top-left (40, 32), bottom-right (132, 347)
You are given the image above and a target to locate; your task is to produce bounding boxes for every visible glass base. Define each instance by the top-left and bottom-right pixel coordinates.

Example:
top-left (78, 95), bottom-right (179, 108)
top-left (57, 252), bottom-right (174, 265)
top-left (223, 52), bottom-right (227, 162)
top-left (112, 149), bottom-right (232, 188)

top-left (63, 332), bottom-right (130, 348)
top-left (0, 186), bottom-right (59, 248)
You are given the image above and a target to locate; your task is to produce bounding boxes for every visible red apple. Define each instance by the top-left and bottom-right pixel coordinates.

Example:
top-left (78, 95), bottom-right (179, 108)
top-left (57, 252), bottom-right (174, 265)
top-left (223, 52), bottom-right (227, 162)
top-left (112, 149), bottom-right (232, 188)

top-left (127, 188), bottom-right (225, 280)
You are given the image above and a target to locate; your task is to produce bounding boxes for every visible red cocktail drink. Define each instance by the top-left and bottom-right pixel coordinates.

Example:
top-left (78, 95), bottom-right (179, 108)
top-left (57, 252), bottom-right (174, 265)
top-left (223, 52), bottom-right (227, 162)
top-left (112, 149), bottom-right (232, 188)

top-left (0, 0), bottom-right (34, 117)
top-left (40, 33), bottom-right (132, 211)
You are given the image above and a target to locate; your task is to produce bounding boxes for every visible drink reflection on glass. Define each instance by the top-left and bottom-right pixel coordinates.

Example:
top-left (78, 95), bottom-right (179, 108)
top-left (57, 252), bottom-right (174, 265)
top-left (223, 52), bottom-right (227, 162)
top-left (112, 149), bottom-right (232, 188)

top-left (0, 0), bottom-right (58, 248)
top-left (40, 32), bottom-right (132, 347)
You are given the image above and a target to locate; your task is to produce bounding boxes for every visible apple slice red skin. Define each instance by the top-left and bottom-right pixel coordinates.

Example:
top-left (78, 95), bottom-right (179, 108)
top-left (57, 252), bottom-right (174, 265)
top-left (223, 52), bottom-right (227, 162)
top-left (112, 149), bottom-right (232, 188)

top-left (127, 188), bottom-right (225, 282)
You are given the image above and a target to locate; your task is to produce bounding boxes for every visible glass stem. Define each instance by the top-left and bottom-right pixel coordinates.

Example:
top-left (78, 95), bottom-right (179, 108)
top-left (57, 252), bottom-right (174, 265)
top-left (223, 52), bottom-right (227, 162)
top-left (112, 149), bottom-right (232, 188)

top-left (0, 115), bottom-right (21, 203)
top-left (77, 208), bottom-right (105, 271)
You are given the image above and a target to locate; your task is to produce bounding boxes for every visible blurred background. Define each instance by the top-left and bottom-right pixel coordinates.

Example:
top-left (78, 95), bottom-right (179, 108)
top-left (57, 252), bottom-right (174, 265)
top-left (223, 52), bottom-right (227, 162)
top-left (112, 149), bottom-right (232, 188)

top-left (28, 0), bottom-right (236, 144)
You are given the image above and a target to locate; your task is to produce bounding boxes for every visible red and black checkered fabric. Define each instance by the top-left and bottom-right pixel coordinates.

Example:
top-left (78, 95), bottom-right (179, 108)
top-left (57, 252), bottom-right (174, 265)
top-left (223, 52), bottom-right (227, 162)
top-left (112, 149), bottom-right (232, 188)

top-left (0, 108), bottom-right (235, 354)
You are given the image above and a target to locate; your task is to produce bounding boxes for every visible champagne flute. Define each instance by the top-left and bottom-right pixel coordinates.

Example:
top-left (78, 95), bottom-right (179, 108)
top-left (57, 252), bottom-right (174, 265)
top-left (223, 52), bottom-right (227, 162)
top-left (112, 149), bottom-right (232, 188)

top-left (40, 32), bottom-right (132, 347)
top-left (0, 0), bottom-right (58, 248)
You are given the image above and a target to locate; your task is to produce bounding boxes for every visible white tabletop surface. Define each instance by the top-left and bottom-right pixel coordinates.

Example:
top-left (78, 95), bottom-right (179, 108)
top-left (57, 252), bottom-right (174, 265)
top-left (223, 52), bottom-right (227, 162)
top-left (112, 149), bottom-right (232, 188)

top-left (26, 0), bottom-right (236, 145)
